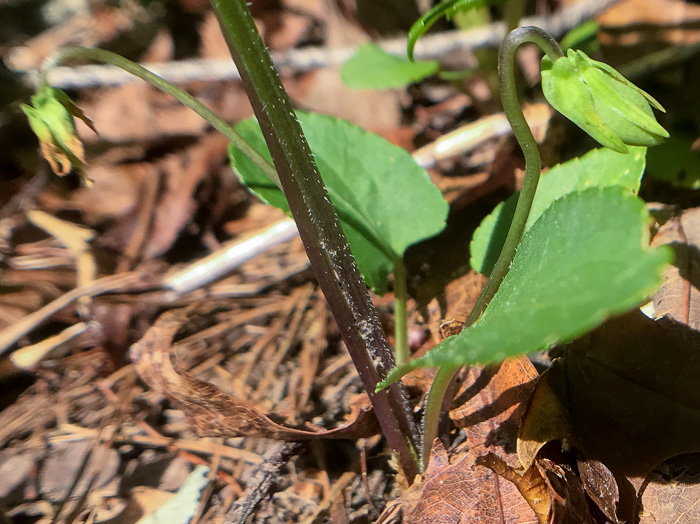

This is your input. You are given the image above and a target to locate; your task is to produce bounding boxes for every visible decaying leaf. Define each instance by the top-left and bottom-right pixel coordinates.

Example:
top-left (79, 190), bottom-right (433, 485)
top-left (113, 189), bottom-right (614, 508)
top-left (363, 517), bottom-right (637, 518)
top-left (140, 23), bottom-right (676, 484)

top-left (382, 357), bottom-right (542, 523)
top-left (652, 207), bottom-right (700, 330)
top-left (576, 455), bottom-right (621, 523)
top-left (638, 454), bottom-right (700, 523)
top-left (536, 458), bottom-right (596, 523)
top-left (405, 441), bottom-right (540, 524)
top-left (475, 453), bottom-right (550, 523)
top-left (450, 356), bottom-right (539, 456)
top-left (519, 310), bottom-right (700, 477)
top-left (129, 311), bottom-right (379, 440)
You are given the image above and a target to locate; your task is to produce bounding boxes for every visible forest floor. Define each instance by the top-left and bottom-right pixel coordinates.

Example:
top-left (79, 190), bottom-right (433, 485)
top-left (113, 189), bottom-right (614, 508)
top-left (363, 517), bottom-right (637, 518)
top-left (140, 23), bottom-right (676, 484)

top-left (1, 0), bottom-right (700, 522)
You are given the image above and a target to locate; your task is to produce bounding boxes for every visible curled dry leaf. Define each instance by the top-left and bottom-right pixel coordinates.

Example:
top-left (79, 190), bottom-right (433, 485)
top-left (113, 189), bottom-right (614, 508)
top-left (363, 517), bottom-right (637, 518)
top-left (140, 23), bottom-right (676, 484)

top-left (652, 207), bottom-right (700, 330)
top-left (576, 455), bottom-right (621, 523)
top-left (536, 458), bottom-right (596, 524)
top-left (474, 453), bottom-right (550, 523)
top-left (519, 310), bottom-right (700, 477)
top-left (129, 311), bottom-right (379, 440)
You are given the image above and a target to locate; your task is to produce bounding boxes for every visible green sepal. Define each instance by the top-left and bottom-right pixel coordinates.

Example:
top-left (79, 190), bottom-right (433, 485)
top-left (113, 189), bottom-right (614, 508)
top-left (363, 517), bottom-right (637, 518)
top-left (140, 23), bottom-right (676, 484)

top-left (541, 49), bottom-right (668, 154)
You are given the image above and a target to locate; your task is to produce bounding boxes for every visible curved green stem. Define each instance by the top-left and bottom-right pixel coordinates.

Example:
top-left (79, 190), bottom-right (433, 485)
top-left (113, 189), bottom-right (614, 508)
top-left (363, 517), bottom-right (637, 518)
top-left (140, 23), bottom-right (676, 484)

top-left (393, 259), bottom-right (409, 365)
top-left (466, 26), bottom-right (562, 326)
top-left (420, 26), bottom-right (563, 469)
top-left (40, 47), bottom-right (280, 187)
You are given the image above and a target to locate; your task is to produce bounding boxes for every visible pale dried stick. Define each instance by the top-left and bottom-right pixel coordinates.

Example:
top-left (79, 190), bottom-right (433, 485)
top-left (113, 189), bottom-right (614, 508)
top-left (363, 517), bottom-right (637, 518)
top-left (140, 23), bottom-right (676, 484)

top-left (20, 0), bottom-right (622, 89)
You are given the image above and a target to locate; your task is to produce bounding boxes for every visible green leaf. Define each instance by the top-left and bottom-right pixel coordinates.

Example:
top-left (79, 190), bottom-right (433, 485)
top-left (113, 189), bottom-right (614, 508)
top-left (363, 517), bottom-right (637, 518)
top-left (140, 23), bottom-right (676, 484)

top-left (229, 111), bottom-right (449, 294)
top-left (341, 43), bottom-right (440, 90)
top-left (559, 20), bottom-right (600, 52)
top-left (407, 0), bottom-right (490, 61)
top-left (471, 146), bottom-right (647, 276)
top-left (379, 187), bottom-right (672, 387)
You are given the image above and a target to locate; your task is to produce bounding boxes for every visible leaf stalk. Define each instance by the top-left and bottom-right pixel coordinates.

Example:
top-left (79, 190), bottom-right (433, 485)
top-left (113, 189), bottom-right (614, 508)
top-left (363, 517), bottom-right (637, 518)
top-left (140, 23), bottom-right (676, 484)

top-left (393, 259), bottom-right (409, 365)
top-left (420, 26), bottom-right (563, 467)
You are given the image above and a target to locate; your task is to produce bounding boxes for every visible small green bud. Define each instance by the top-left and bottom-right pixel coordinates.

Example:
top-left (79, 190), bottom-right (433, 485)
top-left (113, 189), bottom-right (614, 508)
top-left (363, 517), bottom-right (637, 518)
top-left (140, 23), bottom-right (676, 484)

top-left (22, 86), bottom-right (95, 185)
top-left (541, 49), bottom-right (669, 153)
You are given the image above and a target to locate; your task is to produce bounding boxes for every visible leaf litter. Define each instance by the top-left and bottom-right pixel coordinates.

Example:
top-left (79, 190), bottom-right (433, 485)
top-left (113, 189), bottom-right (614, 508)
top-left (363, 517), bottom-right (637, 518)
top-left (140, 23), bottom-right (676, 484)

top-left (2, 0), bottom-right (700, 522)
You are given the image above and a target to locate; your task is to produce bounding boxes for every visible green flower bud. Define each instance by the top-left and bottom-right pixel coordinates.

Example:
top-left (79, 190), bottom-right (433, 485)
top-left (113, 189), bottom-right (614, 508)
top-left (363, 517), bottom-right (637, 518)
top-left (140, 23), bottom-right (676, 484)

top-left (541, 48), bottom-right (669, 153)
top-left (22, 86), bottom-right (95, 185)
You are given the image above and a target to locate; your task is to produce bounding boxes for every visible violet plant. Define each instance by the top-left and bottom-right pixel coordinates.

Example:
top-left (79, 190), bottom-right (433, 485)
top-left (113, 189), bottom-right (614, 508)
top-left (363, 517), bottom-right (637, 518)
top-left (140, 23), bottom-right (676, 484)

top-left (22, 1), bottom-right (670, 480)
top-left (378, 26), bottom-right (671, 467)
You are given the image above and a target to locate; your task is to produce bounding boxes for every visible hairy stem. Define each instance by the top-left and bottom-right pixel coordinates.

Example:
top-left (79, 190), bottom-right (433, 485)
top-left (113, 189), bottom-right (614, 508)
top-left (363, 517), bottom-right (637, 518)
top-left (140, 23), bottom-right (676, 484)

top-left (211, 0), bottom-right (420, 480)
top-left (421, 26), bottom-right (563, 467)
top-left (40, 47), bottom-right (280, 187)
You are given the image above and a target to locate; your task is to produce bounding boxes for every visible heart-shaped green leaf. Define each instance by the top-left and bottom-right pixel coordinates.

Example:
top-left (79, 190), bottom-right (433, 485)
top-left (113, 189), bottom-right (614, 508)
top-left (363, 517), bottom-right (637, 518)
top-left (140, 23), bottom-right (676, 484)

top-left (341, 43), bottom-right (440, 90)
top-left (379, 187), bottom-right (671, 387)
top-left (471, 146), bottom-right (647, 276)
top-left (229, 111), bottom-right (449, 294)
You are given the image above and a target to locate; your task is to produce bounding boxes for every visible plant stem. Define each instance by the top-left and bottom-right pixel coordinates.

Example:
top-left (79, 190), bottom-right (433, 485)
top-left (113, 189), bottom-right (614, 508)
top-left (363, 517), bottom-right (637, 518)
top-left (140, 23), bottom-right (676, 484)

top-left (504, 0), bottom-right (526, 33)
top-left (40, 47), bottom-right (281, 188)
top-left (420, 26), bottom-right (563, 468)
top-left (393, 259), bottom-right (409, 365)
top-left (420, 364), bottom-right (458, 468)
top-left (467, 27), bottom-right (563, 325)
top-left (210, 0), bottom-right (420, 480)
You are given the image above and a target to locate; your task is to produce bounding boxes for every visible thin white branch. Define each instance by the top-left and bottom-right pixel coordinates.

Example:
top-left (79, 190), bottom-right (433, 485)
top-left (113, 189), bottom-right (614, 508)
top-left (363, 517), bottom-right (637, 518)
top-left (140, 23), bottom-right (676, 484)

top-left (15, 0), bottom-right (621, 89)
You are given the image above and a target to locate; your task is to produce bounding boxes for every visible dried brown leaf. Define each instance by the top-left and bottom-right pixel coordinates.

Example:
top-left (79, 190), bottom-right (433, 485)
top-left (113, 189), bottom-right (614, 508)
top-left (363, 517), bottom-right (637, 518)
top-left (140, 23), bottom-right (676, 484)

top-left (451, 357), bottom-right (539, 457)
top-left (536, 458), bottom-right (595, 524)
top-left (392, 358), bottom-right (541, 523)
top-left (405, 441), bottom-right (539, 524)
top-left (652, 207), bottom-right (700, 330)
top-left (638, 454), bottom-right (700, 523)
top-left (519, 310), bottom-right (700, 477)
top-left (475, 453), bottom-right (550, 523)
top-left (577, 455), bottom-right (621, 523)
top-left (129, 312), bottom-right (379, 440)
